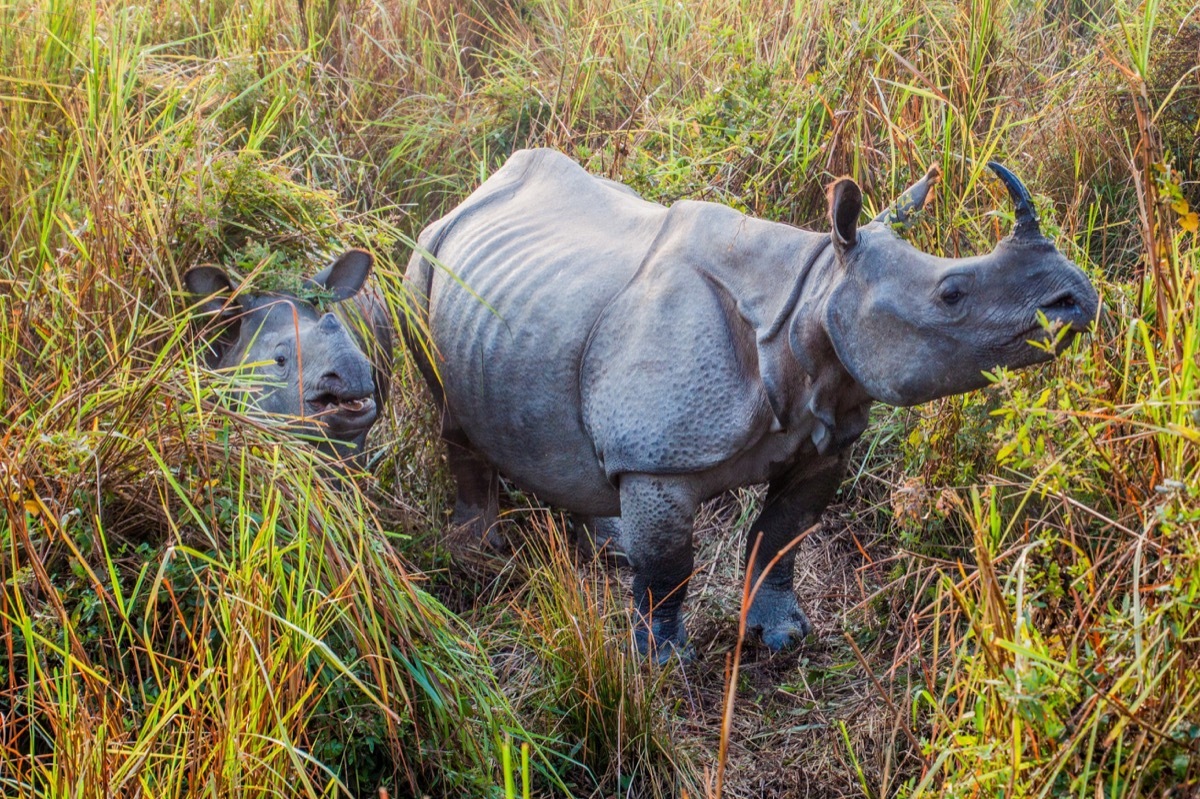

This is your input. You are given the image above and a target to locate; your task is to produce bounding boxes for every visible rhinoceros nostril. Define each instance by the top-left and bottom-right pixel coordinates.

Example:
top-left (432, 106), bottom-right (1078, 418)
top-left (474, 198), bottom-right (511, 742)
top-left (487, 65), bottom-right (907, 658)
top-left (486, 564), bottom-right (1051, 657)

top-left (1042, 293), bottom-right (1078, 311)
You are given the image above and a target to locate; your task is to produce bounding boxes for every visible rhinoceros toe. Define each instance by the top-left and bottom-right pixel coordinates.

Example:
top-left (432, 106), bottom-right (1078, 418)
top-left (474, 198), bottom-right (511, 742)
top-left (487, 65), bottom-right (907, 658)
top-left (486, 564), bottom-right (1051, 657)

top-left (633, 625), bottom-right (694, 665)
top-left (746, 585), bottom-right (813, 651)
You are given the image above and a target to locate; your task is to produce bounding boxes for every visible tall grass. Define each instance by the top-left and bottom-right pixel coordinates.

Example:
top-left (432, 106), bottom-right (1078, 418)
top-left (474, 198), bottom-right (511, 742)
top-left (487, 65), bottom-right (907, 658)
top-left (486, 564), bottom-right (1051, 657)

top-left (2, 0), bottom-right (1199, 796)
top-left (0, 0), bottom-right (527, 795)
top-left (498, 520), bottom-right (697, 798)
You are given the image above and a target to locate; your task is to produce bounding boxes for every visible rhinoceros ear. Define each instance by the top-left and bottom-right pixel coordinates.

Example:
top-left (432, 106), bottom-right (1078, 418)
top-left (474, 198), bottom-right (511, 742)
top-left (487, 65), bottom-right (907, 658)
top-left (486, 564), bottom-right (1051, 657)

top-left (827, 178), bottom-right (862, 253)
top-left (183, 265), bottom-right (238, 317)
top-left (307, 249), bottom-right (374, 302)
top-left (183, 265), bottom-right (243, 367)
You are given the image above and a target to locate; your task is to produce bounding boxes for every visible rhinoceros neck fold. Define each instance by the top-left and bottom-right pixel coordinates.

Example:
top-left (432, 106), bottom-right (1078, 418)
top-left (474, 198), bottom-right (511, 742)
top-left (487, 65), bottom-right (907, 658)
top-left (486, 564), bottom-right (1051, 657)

top-left (666, 205), bottom-right (856, 439)
top-left (681, 207), bottom-right (836, 342)
top-left (761, 235), bottom-right (834, 343)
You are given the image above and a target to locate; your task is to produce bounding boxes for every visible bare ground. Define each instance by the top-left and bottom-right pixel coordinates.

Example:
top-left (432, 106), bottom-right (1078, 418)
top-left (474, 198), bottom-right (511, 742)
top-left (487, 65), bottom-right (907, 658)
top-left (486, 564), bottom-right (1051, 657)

top-left (399, 479), bottom-right (929, 799)
top-left (667, 491), bottom-right (925, 799)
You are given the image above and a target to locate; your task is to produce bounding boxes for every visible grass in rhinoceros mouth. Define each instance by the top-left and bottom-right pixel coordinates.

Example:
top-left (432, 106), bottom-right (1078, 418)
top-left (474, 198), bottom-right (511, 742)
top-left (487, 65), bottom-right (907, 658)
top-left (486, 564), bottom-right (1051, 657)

top-left (3, 0), bottom-right (1200, 796)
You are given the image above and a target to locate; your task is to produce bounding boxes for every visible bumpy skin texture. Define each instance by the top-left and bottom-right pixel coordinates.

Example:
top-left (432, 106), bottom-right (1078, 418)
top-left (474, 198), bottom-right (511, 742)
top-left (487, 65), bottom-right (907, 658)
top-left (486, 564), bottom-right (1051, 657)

top-left (405, 149), bottom-right (1098, 657)
top-left (185, 250), bottom-right (394, 465)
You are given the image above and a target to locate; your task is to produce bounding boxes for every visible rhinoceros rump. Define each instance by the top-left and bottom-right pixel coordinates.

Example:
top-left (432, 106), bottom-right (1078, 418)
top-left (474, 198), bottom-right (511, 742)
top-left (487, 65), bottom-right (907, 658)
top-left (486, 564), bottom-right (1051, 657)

top-left (405, 149), bottom-right (1097, 659)
top-left (185, 250), bottom-right (394, 465)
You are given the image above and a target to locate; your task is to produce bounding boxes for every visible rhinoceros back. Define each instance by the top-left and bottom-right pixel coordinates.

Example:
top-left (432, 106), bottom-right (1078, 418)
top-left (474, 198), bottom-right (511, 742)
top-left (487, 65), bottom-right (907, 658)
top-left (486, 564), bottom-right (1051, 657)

top-left (409, 149), bottom-right (667, 511)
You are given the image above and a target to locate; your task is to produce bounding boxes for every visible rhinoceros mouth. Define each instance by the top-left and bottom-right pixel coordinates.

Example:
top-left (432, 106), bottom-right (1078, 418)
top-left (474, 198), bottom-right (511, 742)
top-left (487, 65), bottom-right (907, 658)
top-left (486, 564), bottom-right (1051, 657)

top-left (305, 392), bottom-right (377, 430)
top-left (1007, 317), bottom-right (1082, 359)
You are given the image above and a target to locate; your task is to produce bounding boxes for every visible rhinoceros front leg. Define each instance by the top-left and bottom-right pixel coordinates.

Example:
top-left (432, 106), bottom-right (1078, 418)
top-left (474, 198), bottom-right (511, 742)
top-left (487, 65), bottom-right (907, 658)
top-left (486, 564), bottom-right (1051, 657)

top-left (744, 453), bottom-right (848, 651)
top-left (442, 424), bottom-right (502, 550)
top-left (618, 473), bottom-right (698, 662)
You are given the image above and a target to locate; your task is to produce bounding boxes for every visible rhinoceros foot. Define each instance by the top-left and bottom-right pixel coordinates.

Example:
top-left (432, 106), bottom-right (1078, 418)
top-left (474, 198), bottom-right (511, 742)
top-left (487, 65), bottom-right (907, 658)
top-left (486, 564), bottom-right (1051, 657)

top-left (451, 502), bottom-right (508, 553)
top-left (633, 618), bottom-right (693, 665)
top-left (746, 584), bottom-right (812, 651)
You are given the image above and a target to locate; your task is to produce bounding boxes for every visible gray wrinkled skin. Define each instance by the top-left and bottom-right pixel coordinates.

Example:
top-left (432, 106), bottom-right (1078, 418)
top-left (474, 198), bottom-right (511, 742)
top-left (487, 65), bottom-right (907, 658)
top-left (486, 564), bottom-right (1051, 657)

top-left (404, 149), bottom-right (1098, 660)
top-left (185, 250), bottom-right (394, 465)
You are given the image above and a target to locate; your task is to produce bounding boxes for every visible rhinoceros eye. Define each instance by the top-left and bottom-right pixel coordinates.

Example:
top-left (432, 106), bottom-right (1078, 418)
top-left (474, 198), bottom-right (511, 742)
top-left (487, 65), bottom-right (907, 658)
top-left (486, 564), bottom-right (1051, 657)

top-left (937, 273), bottom-right (974, 310)
top-left (941, 288), bottom-right (965, 306)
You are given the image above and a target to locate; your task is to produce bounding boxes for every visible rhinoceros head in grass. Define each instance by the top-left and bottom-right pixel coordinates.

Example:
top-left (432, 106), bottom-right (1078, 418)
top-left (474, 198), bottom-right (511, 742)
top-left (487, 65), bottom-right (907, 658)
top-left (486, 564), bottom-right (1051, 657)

top-left (184, 250), bottom-right (394, 463)
top-left (821, 163), bottom-right (1097, 408)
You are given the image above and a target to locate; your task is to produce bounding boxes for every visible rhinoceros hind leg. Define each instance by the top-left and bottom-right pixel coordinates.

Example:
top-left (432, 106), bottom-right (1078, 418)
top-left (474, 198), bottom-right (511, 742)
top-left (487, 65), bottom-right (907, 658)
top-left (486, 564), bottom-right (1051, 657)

top-left (571, 515), bottom-right (629, 566)
top-left (744, 453), bottom-right (848, 651)
top-left (442, 425), bottom-right (502, 551)
top-left (618, 474), bottom-right (698, 661)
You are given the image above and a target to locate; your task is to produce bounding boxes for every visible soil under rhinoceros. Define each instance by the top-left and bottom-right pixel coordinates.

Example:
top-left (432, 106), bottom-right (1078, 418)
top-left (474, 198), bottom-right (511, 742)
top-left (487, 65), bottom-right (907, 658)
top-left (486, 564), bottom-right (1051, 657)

top-left (390, 476), bottom-right (931, 799)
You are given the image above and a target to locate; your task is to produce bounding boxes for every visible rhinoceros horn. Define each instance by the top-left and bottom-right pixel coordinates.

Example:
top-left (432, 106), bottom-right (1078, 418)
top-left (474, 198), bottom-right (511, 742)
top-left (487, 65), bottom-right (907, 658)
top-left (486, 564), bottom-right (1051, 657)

top-left (986, 161), bottom-right (1043, 240)
top-left (873, 163), bottom-right (941, 228)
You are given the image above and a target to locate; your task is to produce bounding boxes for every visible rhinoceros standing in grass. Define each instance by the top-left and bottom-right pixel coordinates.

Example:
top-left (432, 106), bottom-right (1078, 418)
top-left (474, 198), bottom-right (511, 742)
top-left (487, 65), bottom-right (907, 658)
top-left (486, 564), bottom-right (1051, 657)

top-left (185, 250), bottom-right (394, 465)
top-left (404, 149), bottom-right (1097, 658)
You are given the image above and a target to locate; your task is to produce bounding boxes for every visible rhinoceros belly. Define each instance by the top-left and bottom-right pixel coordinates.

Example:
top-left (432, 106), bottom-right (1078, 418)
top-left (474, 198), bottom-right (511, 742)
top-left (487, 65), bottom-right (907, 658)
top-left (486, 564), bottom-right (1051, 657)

top-left (423, 153), bottom-right (666, 513)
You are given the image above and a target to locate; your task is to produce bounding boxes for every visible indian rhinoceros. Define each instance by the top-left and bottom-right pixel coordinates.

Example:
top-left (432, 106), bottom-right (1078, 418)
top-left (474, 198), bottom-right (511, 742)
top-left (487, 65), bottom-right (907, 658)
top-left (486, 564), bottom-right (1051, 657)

top-left (404, 149), bottom-right (1097, 658)
top-left (185, 249), bottom-right (394, 464)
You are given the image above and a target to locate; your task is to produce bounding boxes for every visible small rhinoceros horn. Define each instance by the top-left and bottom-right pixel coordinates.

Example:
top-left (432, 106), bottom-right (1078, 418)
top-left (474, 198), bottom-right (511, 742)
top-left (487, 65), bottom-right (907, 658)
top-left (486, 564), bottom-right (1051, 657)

top-left (986, 161), bottom-right (1043, 240)
top-left (873, 164), bottom-right (941, 228)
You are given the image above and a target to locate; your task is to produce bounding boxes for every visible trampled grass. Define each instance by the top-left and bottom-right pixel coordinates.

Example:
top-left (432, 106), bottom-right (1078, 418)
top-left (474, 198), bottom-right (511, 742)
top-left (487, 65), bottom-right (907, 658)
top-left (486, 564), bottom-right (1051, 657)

top-left (2, 0), bottom-right (1198, 796)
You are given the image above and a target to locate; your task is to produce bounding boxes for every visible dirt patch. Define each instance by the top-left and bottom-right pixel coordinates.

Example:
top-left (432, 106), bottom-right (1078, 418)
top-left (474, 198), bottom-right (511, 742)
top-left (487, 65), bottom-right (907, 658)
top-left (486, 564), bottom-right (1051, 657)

top-left (666, 491), bottom-right (925, 798)
top-left (414, 483), bottom-right (929, 798)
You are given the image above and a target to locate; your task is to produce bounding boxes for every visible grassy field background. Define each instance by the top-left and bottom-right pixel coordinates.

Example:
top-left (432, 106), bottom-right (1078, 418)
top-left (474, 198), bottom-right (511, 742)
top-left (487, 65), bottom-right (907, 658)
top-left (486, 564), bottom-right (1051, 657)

top-left (1, 0), bottom-right (1198, 796)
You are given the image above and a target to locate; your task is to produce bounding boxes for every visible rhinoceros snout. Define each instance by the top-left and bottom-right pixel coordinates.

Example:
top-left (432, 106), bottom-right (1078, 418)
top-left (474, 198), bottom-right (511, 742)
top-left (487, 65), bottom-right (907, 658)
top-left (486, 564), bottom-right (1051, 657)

top-left (1039, 293), bottom-right (1086, 329)
top-left (308, 315), bottom-right (377, 402)
top-left (303, 346), bottom-right (377, 435)
top-left (314, 368), bottom-right (373, 400)
top-left (1037, 275), bottom-right (1099, 334)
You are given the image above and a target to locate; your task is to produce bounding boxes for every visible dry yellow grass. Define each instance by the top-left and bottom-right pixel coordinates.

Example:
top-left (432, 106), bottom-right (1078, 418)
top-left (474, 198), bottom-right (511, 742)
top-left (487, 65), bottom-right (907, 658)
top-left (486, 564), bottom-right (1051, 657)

top-left (2, 0), bottom-right (1198, 796)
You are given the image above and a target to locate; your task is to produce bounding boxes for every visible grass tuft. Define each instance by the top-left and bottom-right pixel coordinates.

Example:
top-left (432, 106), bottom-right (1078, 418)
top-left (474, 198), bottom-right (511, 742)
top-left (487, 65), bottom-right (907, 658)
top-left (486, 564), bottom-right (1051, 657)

top-left (3, 0), bottom-right (1199, 795)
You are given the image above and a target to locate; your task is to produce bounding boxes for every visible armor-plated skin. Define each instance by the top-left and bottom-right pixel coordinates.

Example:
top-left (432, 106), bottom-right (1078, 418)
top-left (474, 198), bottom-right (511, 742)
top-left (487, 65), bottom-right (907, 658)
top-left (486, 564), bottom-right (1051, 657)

top-left (405, 149), bottom-right (1098, 657)
top-left (185, 250), bottom-right (394, 465)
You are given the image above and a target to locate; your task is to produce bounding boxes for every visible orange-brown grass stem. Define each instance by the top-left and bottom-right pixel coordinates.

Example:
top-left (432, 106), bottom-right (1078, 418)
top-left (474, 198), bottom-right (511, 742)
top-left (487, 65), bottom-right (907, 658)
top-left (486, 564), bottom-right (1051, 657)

top-left (714, 521), bottom-right (820, 797)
